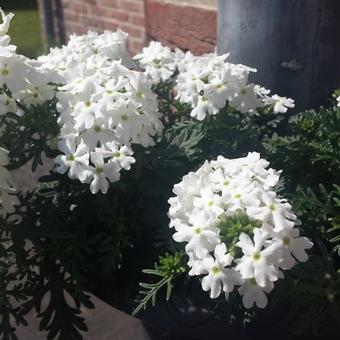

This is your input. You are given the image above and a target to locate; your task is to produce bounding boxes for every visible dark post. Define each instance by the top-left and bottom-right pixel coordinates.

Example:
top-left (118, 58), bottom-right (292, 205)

top-left (217, 0), bottom-right (340, 112)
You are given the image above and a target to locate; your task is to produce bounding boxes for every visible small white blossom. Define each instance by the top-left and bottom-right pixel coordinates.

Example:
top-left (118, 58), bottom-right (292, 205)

top-left (236, 229), bottom-right (281, 287)
top-left (201, 244), bottom-right (242, 298)
top-left (264, 95), bottom-right (295, 113)
top-left (238, 279), bottom-right (274, 309)
top-left (55, 138), bottom-right (89, 182)
top-left (271, 228), bottom-right (313, 270)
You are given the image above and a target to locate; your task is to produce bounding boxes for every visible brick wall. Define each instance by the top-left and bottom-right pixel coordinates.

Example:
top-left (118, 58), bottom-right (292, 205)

top-left (38, 0), bottom-right (217, 55)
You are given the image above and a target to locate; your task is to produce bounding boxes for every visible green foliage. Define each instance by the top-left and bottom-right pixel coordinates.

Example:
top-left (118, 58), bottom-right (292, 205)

top-left (218, 212), bottom-right (261, 257)
top-left (328, 187), bottom-right (340, 256)
top-left (1, 65), bottom-right (340, 339)
top-left (133, 252), bottom-right (187, 315)
top-left (0, 93), bottom-right (60, 171)
top-left (265, 105), bottom-right (340, 190)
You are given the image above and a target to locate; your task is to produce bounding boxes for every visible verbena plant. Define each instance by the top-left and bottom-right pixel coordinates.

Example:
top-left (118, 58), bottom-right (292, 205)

top-left (0, 9), bottom-right (339, 339)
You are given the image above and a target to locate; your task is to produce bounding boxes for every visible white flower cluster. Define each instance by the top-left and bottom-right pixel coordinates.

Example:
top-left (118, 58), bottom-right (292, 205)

top-left (168, 152), bottom-right (312, 309)
top-left (135, 42), bottom-right (294, 120)
top-left (37, 31), bottom-right (163, 194)
top-left (337, 95), bottom-right (340, 107)
top-left (0, 9), bottom-right (54, 116)
top-left (0, 147), bottom-right (19, 218)
top-left (36, 30), bottom-right (133, 83)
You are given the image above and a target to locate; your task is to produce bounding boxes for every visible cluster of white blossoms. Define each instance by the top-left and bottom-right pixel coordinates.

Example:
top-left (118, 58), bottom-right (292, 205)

top-left (168, 152), bottom-right (313, 309)
top-left (36, 30), bottom-right (163, 194)
top-left (337, 95), bottom-right (340, 107)
top-left (0, 9), bottom-right (54, 115)
top-left (35, 29), bottom-right (133, 83)
top-left (135, 42), bottom-right (295, 120)
top-left (0, 147), bottom-right (19, 218)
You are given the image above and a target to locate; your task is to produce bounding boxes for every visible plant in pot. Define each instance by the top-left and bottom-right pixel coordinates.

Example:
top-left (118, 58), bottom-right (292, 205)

top-left (0, 9), bottom-right (339, 340)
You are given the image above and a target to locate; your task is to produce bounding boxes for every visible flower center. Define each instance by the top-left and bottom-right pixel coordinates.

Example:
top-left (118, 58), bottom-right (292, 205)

top-left (96, 167), bottom-right (104, 174)
top-left (283, 236), bottom-right (290, 246)
top-left (67, 155), bottom-right (75, 161)
top-left (212, 266), bottom-right (220, 274)
top-left (201, 76), bottom-right (209, 84)
top-left (94, 125), bottom-right (101, 133)
top-left (269, 204), bottom-right (276, 211)
top-left (1, 67), bottom-right (9, 76)
top-left (235, 193), bottom-right (242, 199)
top-left (252, 252), bottom-right (261, 261)
top-left (249, 278), bottom-right (257, 285)
top-left (85, 101), bottom-right (91, 107)
top-left (121, 114), bottom-right (128, 121)
top-left (223, 180), bottom-right (229, 186)
top-left (207, 200), bottom-right (214, 207)
top-left (114, 151), bottom-right (121, 158)
top-left (194, 227), bottom-right (202, 234)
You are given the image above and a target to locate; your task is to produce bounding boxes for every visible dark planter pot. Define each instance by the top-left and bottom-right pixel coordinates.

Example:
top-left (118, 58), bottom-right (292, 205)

top-left (217, 0), bottom-right (340, 112)
top-left (91, 276), bottom-right (242, 340)
top-left (90, 275), bottom-right (330, 340)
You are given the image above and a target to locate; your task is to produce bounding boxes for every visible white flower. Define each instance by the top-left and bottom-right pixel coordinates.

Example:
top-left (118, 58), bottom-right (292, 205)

top-left (86, 152), bottom-right (120, 194)
top-left (264, 94), bottom-right (295, 113)
top-left (134, 41), bottom-right (176, 83)
top-left (193, 188), bottom-right (224, 217)
top-left (0, 9), bottom-right (14, 36)
top-left (172, 211), bottom-right (220, 259)
top-left (246, 190), bottom-right (296, 232)
top-left (238, 278), bottom-right (274, 309)
top-left (81, 120), bottom-right (115, 150)
top-left (0, 57), bottom-right (31, 93)
top-left (272, 228), bottom-right (313, 270)
top-left (201, 244), bottom-right (241, 298)
top-left (106, 144), bottom-right (135, 170)
top-left (337, 95), bottom-right (340, 107)
top-left (55, 138), bottom-right (89, 182)
top-left (236, 228), bottom-right (281, 287)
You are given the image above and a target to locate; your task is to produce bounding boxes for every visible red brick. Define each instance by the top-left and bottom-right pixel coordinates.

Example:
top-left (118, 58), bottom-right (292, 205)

top-left (102, 20), bottom-right (119, 31)
top-left (129, 14), bottom-right (145, 26)
top-left (144, 0), bottom-right (216, 54)
top-left (96, 7), bottom-right (129, 21)
top-left (120, 24), bottom-right (144, 38)
top-left (63, 11), bottom-right (80, 22)
top-left (111, 9), bottom-right (130, 21)
top-left (83, 0), bottom-right (97, 4)
top-left (128, 39), bottom-right (144, 54)
top-left (119, 0), bottom-right (144, 14)
top-left (99, 0), bottom-right (118, 8)
top-left (69, 3), bottom-right (88, 14)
